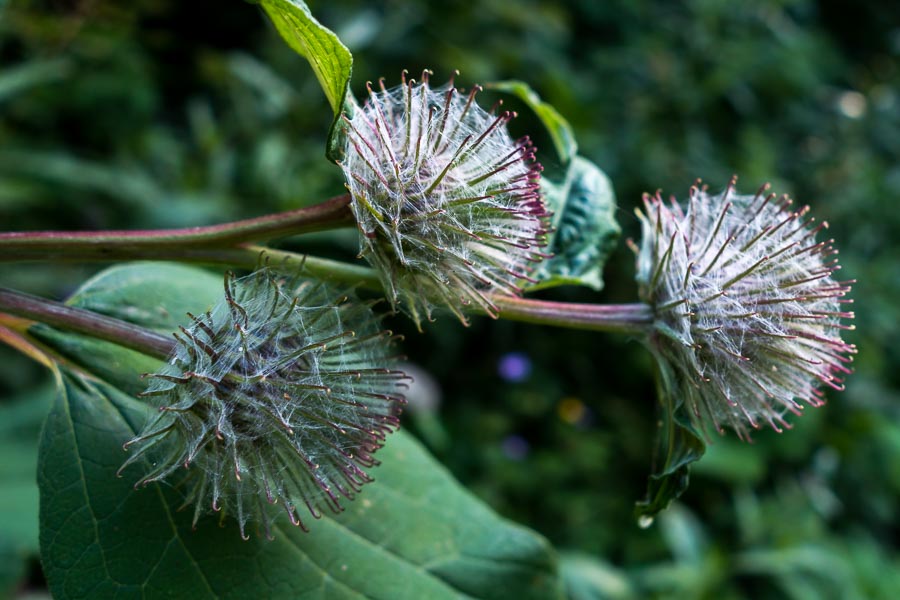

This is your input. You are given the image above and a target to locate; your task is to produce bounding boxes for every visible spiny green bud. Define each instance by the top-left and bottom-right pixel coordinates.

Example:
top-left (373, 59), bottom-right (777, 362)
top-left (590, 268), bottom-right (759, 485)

top-left (340, 70), bottom-right (550, 329)
top-left (119, 269), bottom-right (409, 539)
top-left (634, 178), bottom-right (856, 440)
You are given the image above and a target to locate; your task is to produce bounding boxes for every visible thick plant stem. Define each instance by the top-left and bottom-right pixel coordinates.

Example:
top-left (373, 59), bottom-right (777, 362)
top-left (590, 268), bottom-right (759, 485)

top-left (7, 241), bottom-right (384, 289)
top-left (0, 194), bottom-right (354, 261)
top-left (0, 287), bottom-right (173, 360)
top-left (252, 255), bottom-right (653, 334)
top-left (0, 192), bottom-right (653, 334)
top-left (0, 281), bottom-right (652, 358)
top-left (242, 247), bottom-right (383, 289)
top-left (494, 296), bottom-right (653, 335)
top-left (0, 181), bottom-right (652, 336)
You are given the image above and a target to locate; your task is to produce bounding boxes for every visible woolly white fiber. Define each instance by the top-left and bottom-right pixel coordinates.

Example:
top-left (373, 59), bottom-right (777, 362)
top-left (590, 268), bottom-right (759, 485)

top-left (340, 71), bottom-right (549, 328)
top-left (120, 269), bottom-right (409, 539)
top-left (634, 179), bottom-right (856, 439)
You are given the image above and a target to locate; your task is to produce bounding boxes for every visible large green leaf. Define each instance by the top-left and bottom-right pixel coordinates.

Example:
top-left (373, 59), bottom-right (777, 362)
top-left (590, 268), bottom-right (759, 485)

top-left (530, 157), bottom-right (621, 291)
top-left (63, 262), bottom-right (224, 333)
top-left (260, 0), bottom-right (353, 162)
top-left (36, 263), bottom-right (564, 599)
top-left (30, 262), bottom-right (222, 395)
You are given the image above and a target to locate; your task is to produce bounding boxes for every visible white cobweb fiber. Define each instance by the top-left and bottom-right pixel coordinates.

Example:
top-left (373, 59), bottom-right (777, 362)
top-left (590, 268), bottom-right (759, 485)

top-left (635, 182), bottom-right (855, 439)
top-left (340, 73), bottom-right (548, 327)
top-left (122, 269), bottom-right (408, 539)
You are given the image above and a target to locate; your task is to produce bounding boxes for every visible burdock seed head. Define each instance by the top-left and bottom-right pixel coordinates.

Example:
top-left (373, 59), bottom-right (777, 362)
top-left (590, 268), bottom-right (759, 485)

top-left (119, 269), bottom-right (409, 539)
top-left (339, 70), bottom-right (550, 329)
top-left (633, 178), bottom-right (856, 440)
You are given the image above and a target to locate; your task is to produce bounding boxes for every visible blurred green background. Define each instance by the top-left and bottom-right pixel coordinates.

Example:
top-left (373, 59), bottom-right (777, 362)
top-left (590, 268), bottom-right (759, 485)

top-left (1, 0), bottom-right (898, 598)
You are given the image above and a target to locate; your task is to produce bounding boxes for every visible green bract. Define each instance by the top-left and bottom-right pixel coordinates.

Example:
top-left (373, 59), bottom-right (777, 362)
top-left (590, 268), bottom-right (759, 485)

top-left (340, 72), bottom-right (550, 328)
top-left (121, 269), bottom-right (408, 539)
top-left (635, 181), bottom-right (856, 439)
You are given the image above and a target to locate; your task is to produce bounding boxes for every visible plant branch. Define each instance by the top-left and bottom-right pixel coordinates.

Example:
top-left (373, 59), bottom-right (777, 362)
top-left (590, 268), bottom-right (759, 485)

top-left (0, 277), bottom-right (651, 373)
top-left (0, 193), bottom-right (354, 261)
top-left (233, 252), bottom-right (653, 334)
top-left (494, 296), bottom-right (654, 334)
top-left (0, 287), bottom-right (173, 360)
top-left (0, 182), bottom-right (652, 336)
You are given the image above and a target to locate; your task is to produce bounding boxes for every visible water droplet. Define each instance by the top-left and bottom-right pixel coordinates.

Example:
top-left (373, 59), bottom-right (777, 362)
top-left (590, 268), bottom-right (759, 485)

top-left (637, 515), bottom-right (654, 529)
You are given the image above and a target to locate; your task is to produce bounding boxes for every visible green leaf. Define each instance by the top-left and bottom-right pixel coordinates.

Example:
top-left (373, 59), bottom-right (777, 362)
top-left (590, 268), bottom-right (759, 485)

top-left (37, 263), bottom-right (564, 599)
top-left (260, 0), bottom-right (353, 162)
top-left (529, 157), bottom-right (621, 291)
top-left (0, 384), bottom-right (54, 596)
top-left (0, 58), bottom-right (71, 104)
top-left (634, 358), bottom-right (707, 523)
top-left (486, 80), bottom-right (577, 165)
top-left (560, 552), bottom-right (636, 600)
top-left (64, 261), bottom-right (223, 333)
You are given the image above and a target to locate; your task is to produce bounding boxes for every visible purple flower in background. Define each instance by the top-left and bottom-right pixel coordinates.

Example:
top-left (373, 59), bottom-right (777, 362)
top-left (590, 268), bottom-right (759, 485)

top-left (498, 351), bottom-right (532, 382)
top-left (501, 435), bottom-right (530, 460)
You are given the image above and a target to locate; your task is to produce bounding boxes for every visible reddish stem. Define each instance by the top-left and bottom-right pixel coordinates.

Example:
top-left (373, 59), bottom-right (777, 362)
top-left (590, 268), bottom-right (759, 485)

top-left (0, 193), bottom-right (353, 261)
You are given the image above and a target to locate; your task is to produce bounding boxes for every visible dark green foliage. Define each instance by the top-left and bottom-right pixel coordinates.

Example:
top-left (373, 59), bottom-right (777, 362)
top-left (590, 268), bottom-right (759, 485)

top-left (1, 0), bottom-right (899, 598)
